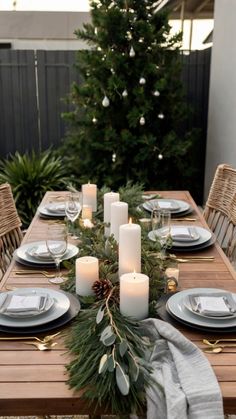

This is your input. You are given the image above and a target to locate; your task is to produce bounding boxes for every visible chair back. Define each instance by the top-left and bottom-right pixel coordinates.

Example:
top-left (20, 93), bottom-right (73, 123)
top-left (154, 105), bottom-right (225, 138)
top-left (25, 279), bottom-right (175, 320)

top-left (0, 183), bottom-right (23, 275)
top-left (203, 164), bottom-right (236, 259)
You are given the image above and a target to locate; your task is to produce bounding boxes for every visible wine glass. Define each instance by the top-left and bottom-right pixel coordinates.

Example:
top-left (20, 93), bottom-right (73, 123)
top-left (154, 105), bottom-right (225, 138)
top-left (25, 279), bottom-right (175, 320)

top-left (65, 192), bottom-right (82, 239)
top-left (151, 209), bottom-right (171, 254)
top-left (46, 224), bottom-right (68, 284)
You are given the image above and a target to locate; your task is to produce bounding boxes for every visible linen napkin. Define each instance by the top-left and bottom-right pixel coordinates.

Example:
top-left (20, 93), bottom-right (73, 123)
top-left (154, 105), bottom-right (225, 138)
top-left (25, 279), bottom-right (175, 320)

top-left (45, 202), bottom-right (65, 213)
top-left (141, 318), bottom-right (223, 419)
top-left (28, 243), bottom-right (59, 260)
top-left (189, 294), bottom-right (236, 317)
top-left (171, 226), bottom-right (199, 242)
top-left (0, 294), bottom-right (45, 314)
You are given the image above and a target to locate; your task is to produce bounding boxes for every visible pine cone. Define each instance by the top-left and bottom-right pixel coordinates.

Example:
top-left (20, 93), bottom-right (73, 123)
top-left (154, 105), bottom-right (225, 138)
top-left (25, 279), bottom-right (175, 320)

top-left (92, 279), bottom-right (113, 300)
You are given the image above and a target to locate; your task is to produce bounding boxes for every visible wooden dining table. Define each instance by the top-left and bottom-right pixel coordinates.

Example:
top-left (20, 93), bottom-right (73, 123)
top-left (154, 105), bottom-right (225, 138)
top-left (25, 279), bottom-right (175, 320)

top-left (1, 190), bottom-right (236, 416)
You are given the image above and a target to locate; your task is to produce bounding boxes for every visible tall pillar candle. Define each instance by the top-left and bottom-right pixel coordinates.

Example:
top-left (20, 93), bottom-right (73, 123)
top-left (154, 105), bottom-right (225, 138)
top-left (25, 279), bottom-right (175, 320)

top-left (119, 221), bottom-right (141, 276)
top-left (120, 272), bottom-right (149, 320)
top-left (82, 183), bottom-right (97, 212)
top-left (76, 256), bottom-right (99, 296)
top-left (103, 192), bottom-right (120, 237)
top-left (110, 201), bottom-right (128, 242)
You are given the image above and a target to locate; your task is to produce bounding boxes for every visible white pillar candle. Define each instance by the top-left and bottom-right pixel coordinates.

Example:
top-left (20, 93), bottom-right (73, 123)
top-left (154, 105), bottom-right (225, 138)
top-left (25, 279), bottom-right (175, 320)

top-left (76, 256), bottom-right (99, 296)
top-left (120, 272), bottom-right (149, 320)
top-left (82, 204), bottom-right (92, 220)
top-left (119, 221), bottom-right (141, 277)
top-left (103, 192), bottom-right (120, 237)
top-left (82, 183), bottom-right (97, 212)
top-left (110, 201), bottom-right (128, 242)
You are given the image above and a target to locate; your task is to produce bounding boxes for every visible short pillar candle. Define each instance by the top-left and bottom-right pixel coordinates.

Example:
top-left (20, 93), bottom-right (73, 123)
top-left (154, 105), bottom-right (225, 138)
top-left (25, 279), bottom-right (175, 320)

top-left (103, 192), bottom-right (120, 237)
top-left (119, 221), bottom-right (141, 276)
top-left (82, 205), bottom-right (92, 220)
top-left (76, 256), bottom-right (99, 296)
top-left (110, 201), bottom-right (128, 242)
top-left (120, 272), bottom-right (149, 320)
top-left (82, 183), bottom-right (97, 212)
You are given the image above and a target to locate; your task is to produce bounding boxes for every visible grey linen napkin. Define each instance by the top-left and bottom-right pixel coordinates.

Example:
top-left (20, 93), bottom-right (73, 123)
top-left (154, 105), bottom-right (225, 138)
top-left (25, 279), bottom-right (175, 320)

top-left (141, 318), bottom-right (224, 419)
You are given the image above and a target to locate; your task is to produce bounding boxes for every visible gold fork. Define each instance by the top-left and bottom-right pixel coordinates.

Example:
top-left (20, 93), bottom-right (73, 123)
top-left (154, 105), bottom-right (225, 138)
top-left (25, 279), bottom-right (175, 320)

top-left (14, 270), bottom-right (56, 279)
top-left (0, 331), bottom-right (61, 344)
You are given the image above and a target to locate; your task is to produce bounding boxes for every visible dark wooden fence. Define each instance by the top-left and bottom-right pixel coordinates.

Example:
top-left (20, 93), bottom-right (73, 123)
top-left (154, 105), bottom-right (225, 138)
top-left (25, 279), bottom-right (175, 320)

top-left (0, 48), bottom-right (211, 160)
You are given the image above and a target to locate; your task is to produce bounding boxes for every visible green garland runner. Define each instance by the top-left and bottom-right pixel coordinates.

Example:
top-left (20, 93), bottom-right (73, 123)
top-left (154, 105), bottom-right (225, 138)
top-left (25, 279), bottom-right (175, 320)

top-left (62, 182), bottom-right (176, 414)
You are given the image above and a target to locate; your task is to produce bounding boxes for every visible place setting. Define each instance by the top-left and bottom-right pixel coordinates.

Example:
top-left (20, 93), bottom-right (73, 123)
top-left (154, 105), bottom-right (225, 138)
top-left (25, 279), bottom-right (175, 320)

top-left (159, 287), bottom-right (236, 332)
top-left (13, 223), bottom-right (79, 283)
top-left (0, 286), bottom-right (81, 335)
top-left (148, 210), bottom-right (215, 252)
top-left (142, 198), bottom-right (194, 218)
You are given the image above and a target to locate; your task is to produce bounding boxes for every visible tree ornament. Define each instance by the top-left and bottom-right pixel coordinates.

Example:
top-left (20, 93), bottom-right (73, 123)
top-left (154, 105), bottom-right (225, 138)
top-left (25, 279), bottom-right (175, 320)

top-left (102, 96), bottom-right (110, 107)
top-left (153, 90), bottom-right (160, 97)
top-left (158, 153), bottom-right (163, 160)
top-left (129, 46), bottom-right (135, 57)
top-left (112, 152), bottom-right (116, 162)
top-left (139, 77), bottom-right (146, 85)
top-left (126, 31), bottom-right (132, 40)
top-left (122, 89), bottom-right (128, 98)
top-left (110, 68), bottom-right (115, 74)
top-left (140, 116), bottom-right (145, 125)
top-left (92, 117), bottom-right (97, 124)
top-left (92, 279), bottom-right (113, 300)
top-left (158, 112), bottom-right (164, 119)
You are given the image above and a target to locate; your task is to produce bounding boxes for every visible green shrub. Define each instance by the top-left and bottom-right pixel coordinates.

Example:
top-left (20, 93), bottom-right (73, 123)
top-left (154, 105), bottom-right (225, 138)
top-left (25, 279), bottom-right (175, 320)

top-left (0, 150), bottom-right (70, 227)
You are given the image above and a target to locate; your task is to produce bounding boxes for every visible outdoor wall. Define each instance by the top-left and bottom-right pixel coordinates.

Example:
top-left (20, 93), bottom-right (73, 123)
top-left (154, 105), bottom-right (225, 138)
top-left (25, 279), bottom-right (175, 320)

top-left (0, 11), bottom-right (91, 49)
top-left (204, 0), bottom-right (236, 200)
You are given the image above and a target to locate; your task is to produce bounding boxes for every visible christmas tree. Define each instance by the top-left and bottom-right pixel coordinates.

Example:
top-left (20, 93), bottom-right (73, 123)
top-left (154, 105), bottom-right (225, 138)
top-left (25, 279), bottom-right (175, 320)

top-left (62, 0), bottom-right (196, 190)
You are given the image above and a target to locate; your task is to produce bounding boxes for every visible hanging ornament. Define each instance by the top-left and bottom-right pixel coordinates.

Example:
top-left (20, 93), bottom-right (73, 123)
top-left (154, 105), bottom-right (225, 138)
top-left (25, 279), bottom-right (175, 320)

top-left (129, 46), bottom-right (135, 57)
top-left (153, 90), bottom-right (160, 97)
top-left (158, 153), bottom-right (163, 160)
top-left (139, 77), bottom-right (146, 85)
top-left (140, 116), bottom-right (145, 125)
top-left (158, 112), bottom-right (164, 119)
top-left (122, 89), bottom-right (128, 98)
top-left (102, 96), bottom-right (110, 107)
top-left (92, 117), bottom-right (97, 124)
top-left (126, 31), bottom-right (132, 40)
top-left (112, 153), bottom-right (116, 162)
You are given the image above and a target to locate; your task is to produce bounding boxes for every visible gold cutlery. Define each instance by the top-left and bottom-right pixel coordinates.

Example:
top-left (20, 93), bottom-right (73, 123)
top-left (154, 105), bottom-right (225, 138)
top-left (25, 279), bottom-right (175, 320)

top-left (172, 218), bottom-right (197, 222)
top-left (176, 257), bottom-right (215, 263)
top-left (203, 338), bottom-right (236, 347)
top-left (0, 331), bottom-right (61, 344)
top-left (204, 344), bottom-right (236, 354)
top-left (14, 270), bottom-right (56, 279)
top-left (23, 341), bottom-right (58, 351)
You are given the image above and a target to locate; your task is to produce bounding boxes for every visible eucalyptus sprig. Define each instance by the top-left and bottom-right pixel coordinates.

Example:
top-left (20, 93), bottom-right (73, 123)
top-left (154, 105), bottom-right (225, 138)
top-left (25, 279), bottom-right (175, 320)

top-left (65, 289), bottom-right (153, 414)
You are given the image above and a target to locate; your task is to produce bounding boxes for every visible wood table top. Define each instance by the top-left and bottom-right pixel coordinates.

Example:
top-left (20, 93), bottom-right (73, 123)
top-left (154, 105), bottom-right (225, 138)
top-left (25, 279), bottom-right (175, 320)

top-left (1, 190), bottom-right (236, 415)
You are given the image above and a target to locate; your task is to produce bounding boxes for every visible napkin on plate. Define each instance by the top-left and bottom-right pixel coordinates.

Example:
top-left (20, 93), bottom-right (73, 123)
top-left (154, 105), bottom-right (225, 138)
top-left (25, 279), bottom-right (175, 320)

top-left (45, 202), bottom-right (65, 214)
top-left (0, 293), bottom-right (47, 315)
top-left (27, 244), bottom-right (58, 260)
top-left (171, 226), bottom-right (199, 242)
top-left (189, 294), bottom-right (236, 317)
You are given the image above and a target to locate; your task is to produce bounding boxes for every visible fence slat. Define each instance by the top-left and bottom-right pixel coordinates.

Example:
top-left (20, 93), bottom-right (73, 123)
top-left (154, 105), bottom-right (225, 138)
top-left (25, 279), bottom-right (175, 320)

top-left (37, 50), bottom-right (81, 151)
top-left (0, 50), bottom-right (39, 158)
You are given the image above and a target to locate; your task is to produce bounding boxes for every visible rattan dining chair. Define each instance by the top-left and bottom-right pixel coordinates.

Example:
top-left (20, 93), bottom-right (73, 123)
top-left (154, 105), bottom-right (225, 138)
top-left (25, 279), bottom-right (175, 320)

top-left (0, 183), bottom-right (23, 277)
top-left (203, 164), bottom-right (236, 261)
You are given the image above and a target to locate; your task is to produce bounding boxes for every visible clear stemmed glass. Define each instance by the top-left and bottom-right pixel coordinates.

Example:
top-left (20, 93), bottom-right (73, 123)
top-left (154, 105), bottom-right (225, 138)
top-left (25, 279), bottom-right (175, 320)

top-left (46, 224), bottom-right (68, 284)
top-left (151, 209), bottom-right (171, 254)
top-left (65, 192), bottom-right (82, 239)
